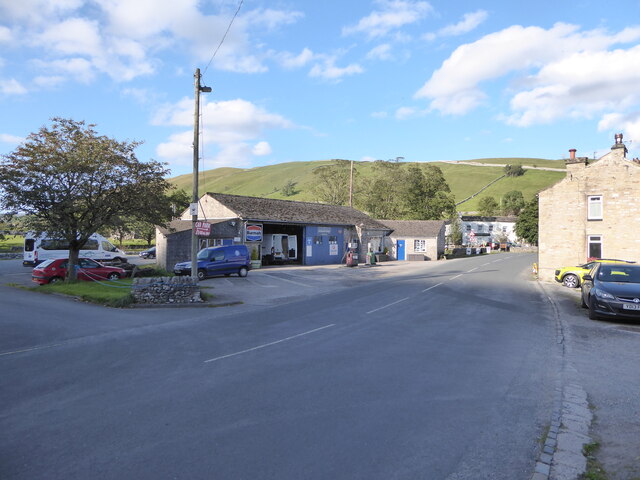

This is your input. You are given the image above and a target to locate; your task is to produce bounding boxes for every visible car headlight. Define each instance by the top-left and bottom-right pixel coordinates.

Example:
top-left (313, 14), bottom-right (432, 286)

top-left (593, 288), bottom-right (615, 300)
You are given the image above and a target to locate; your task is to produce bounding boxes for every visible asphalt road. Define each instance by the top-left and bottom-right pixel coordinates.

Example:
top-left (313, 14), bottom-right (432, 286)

top-left (1, 254), bottom-right (558, 479)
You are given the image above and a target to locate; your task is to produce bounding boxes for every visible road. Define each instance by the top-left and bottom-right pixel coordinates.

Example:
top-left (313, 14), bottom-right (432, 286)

top-left (1, 254), bottom-right (558, 479)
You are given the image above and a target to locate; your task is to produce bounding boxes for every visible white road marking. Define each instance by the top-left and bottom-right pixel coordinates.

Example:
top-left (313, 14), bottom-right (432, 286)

top-left (204, 324), bottom-right (335, 363)
top-left (467, 267), bottom-right (478, 272)
top-left (450, 274), bottom-right (463, 280)
top-left (422, 283), bottom-right (442, 292)
top-left (366, 297), bottom-right (410, 315)
top-left (0, 342), bottom-right (70, 357)
top-left (262, 273), bottom-right (314, 287)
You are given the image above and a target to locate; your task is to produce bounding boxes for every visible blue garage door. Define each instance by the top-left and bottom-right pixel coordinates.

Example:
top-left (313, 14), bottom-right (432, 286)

top-left (397, 240), bottom-right (406, 260)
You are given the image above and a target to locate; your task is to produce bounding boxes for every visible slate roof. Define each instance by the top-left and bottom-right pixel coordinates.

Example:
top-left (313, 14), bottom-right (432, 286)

top-left (461, 215), bottom-right (518, 222)
top-left (378, 219), bottom-right (445, 238)
top-left (206, 192), bottom-right (391, 230)
top-left (157, 218), bottom-right (239, 236)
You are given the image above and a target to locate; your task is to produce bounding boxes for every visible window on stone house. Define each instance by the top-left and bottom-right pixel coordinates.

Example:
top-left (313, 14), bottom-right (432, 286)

top-left (588, 235), bottom-right (602, 259)
top-left (414, 239), bottom-right (426, 252)
top-left (466, 225), bottom-right (471, 231)
top-left (489, 225), bottom-right (494, 232)
top-left (588, 195), bottom-right (603, 220)
top-left (477, 225), bottom-right (484, 232)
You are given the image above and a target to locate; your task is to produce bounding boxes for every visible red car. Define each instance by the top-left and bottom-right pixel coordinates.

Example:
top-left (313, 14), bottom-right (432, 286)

top-left (32, 258), bottom-right (127, 285)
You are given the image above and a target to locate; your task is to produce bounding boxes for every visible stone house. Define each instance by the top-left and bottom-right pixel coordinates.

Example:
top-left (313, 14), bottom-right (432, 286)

top-left (379, 220), bottom-right (446, 261)
top-left (538, 134), bottom-right (640, 282)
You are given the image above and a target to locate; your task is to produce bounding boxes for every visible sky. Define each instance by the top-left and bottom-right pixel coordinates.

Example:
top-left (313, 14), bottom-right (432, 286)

top-left (2, 0), bottom-right (640, 178)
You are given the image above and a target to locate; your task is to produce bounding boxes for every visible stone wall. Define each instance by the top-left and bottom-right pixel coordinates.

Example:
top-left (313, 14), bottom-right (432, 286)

top-left (132, 276), bottom-right (202, 304)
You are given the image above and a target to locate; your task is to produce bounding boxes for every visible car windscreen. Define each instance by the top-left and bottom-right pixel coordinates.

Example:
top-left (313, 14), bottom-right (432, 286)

top-left (598, 266), bottom-right (640, 283)
top-left (35, 259), bottom-right (57, 268)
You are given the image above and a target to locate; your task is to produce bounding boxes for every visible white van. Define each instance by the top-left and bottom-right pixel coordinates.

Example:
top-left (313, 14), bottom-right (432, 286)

top-left (262, 234), bottom-right (298, 263)
top-left (23, 232), bottom-right (127, 266)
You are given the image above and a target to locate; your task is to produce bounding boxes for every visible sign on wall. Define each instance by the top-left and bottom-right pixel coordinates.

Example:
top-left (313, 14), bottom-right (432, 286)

top-left (195, 221), bottom-right (211, 236)
top-left (246, 224), bottom-right (263, 242)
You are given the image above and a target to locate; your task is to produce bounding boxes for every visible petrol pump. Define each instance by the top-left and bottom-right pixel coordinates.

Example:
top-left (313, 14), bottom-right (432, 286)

top-left (345, 242), bottom-right (359, 267)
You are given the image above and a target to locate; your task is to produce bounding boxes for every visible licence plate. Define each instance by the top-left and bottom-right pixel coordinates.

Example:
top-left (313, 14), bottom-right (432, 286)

top-left (622, 303), bottom-right (640, 310)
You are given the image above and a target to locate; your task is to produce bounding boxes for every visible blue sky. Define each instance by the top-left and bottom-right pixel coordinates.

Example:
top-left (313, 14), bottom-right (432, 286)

top-left (2, 0), bottom-right (640, 177)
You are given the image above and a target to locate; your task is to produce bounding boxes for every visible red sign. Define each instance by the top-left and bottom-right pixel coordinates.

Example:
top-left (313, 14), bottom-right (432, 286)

top-left (195, 221), bottom-right (211, 236)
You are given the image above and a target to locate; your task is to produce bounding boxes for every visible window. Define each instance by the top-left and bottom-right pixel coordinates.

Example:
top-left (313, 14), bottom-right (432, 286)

top-left (588, 195), bottom-right (603, 220)
top-left (313, 236), bottom-right (323, 245)
top-left (489, 225), bottom-right (494, 232)
top-left (588, 235), bottom-right (602, 259)
top-left (477, 225), bottom-right (484, 232)
top-left (466, 225), bottom-right (471, 231)
top-left (414, 239), bottom-right (426, 252)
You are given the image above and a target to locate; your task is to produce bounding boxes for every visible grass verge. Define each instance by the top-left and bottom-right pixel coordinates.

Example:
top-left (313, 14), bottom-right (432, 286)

top-left (33, 278), bottom-right (135, 308)
top-left (581, 442), bottom-right (608, 480)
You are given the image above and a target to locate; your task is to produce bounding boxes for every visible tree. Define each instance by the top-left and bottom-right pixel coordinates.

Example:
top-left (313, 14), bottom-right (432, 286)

top-left (0, 118), bottom-right (173, 280)
top-left (310, 160), bottom-right (352, 205)
top-left (281, 179), bottom-right (297, 197)
top-left (501, 190), bottom-right (525, 215)
top-left (504, 164), bottom-right (525, 177)
top-left (515, 196), bottom-right (538, 244)
top-left (478, 196), bottom-right (499, 216)
top-left (447, 215), bottom-right (463, 246)
top-left (357, 161), bottom-right (406, 218)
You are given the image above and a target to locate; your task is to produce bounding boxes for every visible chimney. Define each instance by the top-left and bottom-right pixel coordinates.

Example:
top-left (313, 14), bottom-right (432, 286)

top-left (612, 132), bottom-right (627, 157)
top-left (569, 149), bottom-right (576, 161)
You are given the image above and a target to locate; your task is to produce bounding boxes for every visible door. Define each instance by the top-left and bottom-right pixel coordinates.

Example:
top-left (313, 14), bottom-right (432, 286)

top-left (397, 240), bottom-right (406, 261)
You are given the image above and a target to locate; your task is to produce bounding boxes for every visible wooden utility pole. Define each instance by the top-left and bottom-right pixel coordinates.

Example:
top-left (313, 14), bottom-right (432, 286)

top-left (191, 68), bottom-right (212, 278)
top-left (349, 160), bottom-right (354, 207)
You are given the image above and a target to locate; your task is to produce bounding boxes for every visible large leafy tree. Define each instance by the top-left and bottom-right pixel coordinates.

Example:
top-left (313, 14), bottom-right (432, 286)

top-left (478, 196), bottom-right (499, 216)
top-left (0, 118), bottom-right (174, 280)
top-left (515, 196), bottom-right (539, 244)
top-left (501, 190), bottom-right (525, 215)
top-left (310, 159), bottom-right (353, 205)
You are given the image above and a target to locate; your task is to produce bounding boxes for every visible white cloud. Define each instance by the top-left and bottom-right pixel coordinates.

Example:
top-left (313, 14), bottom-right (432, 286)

top-left (309, 57), bottom-right (364, 81)
top-left (598, 113), bottom-right (640, 152)
top-left (0, 78), bottom-right (27, 95)
top-left (252, 141), bottom-right (272, 156)
top-left (32, 75), bottom-right (67, 88)
top-left (415, 22), bottom-right (640, 130)
top-left (275, 48), bottom-right (316, 69)
top-left (154, 98), bottom-right (294, 169)
top-left (0, 133), bottom-right (25, 144)
top-left (32, 58), bottom-right (96, 83)
top-left (0, 26), bottom-right (12, 43)
top-left (371, 111), bottom-right (388, 119)
top-left (395, 106), bottom-right (416, 119)
top-left (366, 44), bottom-right (393, 61)
top-left (343, 0), bottom-right (433, 38)
top-left (437, 10), bottom-right (488, 37)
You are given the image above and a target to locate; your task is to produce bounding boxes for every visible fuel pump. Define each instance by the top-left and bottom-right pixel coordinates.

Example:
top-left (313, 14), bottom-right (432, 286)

top-left (346, 242), bottom-right (359, 267)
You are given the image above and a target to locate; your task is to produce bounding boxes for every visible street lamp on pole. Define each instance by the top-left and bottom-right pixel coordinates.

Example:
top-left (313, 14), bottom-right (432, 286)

top-left (191, 68), bottom-right (212, 278)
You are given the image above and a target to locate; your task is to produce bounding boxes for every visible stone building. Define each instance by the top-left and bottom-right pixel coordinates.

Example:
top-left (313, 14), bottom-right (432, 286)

top-left (379, 220), bottom-right (446, 261)
top-left (155, 192), bottom-right (391, 270)
top-left (537, 134), bottom-right (640, 282)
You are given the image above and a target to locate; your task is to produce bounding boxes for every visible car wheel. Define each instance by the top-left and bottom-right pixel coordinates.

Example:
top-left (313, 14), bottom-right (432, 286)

top-left (563, 274), bottom-right (579, 288)
top-left (197, 269), bottom-right (206, 281)
top-left (581, 295), bottom-right (588, 308)
top-left (238, 266), bottom-right (248, 277)
top-left (107, 272), bottom-right (120, 281)
top-left (49, 276), bottom-right (63, 284)
top-left (588, 296), bottom-right (600, 320)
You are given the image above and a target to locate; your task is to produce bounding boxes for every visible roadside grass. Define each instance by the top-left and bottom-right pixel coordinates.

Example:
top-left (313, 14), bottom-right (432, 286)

top-left (581, 441), bottom-right (609, 480)
top-left (33, 278), bottom-right (135, 308)
top-left (0, 235), bottom-right (23, 252)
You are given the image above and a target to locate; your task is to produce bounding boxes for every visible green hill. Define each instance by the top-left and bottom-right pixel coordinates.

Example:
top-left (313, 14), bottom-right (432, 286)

top-left (170, 158), bottom-right (566, 214)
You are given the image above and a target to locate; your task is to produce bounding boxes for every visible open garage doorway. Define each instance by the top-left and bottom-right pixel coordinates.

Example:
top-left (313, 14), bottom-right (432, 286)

top-left (261, 224), bottom-right (304, 266)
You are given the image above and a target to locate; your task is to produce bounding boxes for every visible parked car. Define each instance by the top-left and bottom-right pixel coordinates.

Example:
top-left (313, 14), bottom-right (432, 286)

top-left (555, 258), bottom-right (635, 288)
top-left (174, 245), bottom-right (251, 280)
top-left (139, 246), bottom-right (156, 259)
top-left (32, 258), bottom-right (127, 285)
top-left (581, 262), bottom-right (640, 321)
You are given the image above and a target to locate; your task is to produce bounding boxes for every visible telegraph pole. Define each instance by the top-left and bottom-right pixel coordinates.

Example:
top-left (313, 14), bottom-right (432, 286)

top-left (191, 68), bottom-right (212, 278)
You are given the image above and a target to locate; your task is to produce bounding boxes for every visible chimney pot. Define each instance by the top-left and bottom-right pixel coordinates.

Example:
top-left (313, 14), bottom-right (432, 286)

top-left (569, 149), bottom-right (576, 160)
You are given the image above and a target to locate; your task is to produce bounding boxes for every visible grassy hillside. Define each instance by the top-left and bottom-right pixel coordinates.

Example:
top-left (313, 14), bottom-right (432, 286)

top-left (169, 158), bottom-right (566, 213)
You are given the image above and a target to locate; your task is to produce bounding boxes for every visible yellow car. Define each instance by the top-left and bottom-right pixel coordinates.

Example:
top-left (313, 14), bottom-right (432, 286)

top-left (555, 258), bottom-right (635, 288)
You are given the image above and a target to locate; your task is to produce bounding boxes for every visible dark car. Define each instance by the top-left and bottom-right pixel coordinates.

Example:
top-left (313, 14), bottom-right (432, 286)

top-left (32, 258), bottom-right (127, 285)
top-left (581, 262), bottom-right (640, 321)
top-left (139, 246), bottom-right (156, 259)
top-left (174, 245), bottom-right (251, 280)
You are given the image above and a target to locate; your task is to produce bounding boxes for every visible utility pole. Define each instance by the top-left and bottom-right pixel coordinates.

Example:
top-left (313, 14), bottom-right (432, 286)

top-left (191, 68), bottom-right (212, 278)
top-left (349, 160), bottom-right (354, 207)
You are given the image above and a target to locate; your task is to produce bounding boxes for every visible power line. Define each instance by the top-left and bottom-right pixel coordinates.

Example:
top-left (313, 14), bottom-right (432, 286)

top-left (202, 0), bottom-right (244, 76)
